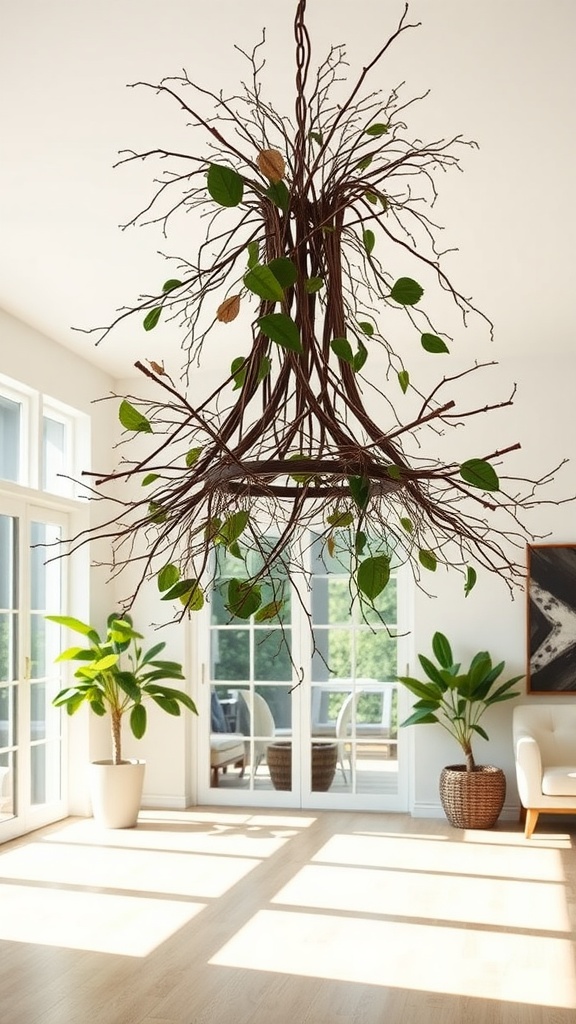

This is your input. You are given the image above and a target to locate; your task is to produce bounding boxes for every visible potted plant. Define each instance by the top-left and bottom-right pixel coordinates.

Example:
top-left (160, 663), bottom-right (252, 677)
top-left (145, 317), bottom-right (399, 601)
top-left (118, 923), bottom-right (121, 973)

top-left (48, 612), bottom-right (197, 828)
top-left (397, 631), bottom-right (522, 828)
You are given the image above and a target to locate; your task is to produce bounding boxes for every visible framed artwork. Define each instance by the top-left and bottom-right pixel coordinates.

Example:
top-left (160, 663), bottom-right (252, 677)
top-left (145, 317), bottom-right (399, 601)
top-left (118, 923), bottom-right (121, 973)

top-left (527, 544), bottom-right (576, 693)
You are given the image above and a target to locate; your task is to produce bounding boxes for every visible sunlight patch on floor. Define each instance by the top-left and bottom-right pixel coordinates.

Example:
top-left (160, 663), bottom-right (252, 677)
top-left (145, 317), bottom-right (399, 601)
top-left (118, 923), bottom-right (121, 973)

top-left (210, 907), bottom-right (576, 1008)
top-left (0, 882), bottom-right (204, 956)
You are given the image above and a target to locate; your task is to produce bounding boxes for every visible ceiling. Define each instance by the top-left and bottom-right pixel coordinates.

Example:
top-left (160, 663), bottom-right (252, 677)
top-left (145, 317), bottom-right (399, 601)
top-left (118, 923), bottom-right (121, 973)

top-left (1, 0), bottom-right (575, 380)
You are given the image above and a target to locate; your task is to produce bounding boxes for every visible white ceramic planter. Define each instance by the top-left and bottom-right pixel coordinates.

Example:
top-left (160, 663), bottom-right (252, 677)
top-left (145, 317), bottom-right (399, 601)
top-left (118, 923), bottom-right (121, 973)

top-left (89, 759), bottom-right (146, 828)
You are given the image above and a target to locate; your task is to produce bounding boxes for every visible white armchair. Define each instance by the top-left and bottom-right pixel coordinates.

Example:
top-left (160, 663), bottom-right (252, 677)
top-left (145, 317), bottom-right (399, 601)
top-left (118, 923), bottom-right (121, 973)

top-left (513, 704), bottom-right (576, 838)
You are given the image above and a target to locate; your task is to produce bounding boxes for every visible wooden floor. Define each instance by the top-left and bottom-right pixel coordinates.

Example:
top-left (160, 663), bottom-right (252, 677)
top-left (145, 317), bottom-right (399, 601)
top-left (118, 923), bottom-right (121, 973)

top-left (1, 808), bottom-right (576, 1023)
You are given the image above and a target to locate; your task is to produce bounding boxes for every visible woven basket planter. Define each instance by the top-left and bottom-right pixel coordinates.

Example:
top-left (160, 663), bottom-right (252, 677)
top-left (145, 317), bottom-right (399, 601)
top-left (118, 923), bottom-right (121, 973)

top-left (267, 741), bottom-right (338, 792)
top-left (439, 764), bottom-right (506, 829)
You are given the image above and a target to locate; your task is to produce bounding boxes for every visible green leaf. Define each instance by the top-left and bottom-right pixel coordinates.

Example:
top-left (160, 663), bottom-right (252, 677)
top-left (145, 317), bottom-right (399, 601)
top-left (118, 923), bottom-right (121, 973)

top-left (257, 356), bottom-right (272, 383)
top-left (141, 473), bottom-right (159, 486)
top-left (258, 313), bottom-right (302, 353)
top-left (185, 446), bottom-right (202, 467)
top-left (227, 540), bottom-right (242, 560)
top-left (309, 130), bottom-right (323, 145)
top-left (46, 615), bottom-right (100, 643)
top-left (327, 509), bottom-right (354, 528)
top-left (398, 370), bottom-right (410, 393)
top-left (231, 356), bottom-right (246, 390)
top-left (417, 656), bottom-right (447, 688)
top-left (157, 563), bottom-right (180, 592)
top-left (460, 459), bottom-right (500, 492)
top-left (161, 578), bottom-right (201, 603)
top-left (400, 517), bottom-right (413, 533)
top-left (266, 180), bottom-right (290, 212)
top-left (305, 276), bottom-right (324, 294)
top-left (254, 600), bottom-right (284, 623)
top-left (148, 501), bottom-right (167, 524)
top-left (119, 400), bottom-right (152, 434)
top-left (464, 566), bottom-right (477, 597)
top-left (357, 554), bottom-right (390, 600)
top-left (419, 549), bottom-right (437, 572)
top-left (366, 192), bottom-right (378, 205)
top-left (355, 530), bottom-right (367, 555)
top-left (207, 163), bottom-right (244, 207)
top-left (247, 241), bottom-right (259, 268)
top-left (331, 337), bottom-right (354, 364)
top-left (421, 333), bottom-right (449, 354)
top-left (353, 343), bottom-right (368, 373)
top-left (356, 155), bottom-right (373, 171)
top-left (226, 579), bottom-right (262, 619)
top-left (390, 278), bottom-right (424, 306)
top-left (348, 475), bottom-right (370, 511)
top-left (162, 279), bottom-right (182, 293)
top-left (268, 258), bottom-right (297, 289)
top-left (363, 229), bottom-right (375, 255)
top-left (244, 265), bottom-right (285, 302)
top-left (359, 321), bottom-right (374, 336)
top-left (386, 465), bottom-right (401, 480)
top-left (219, 510), bottom-right (250, 546)
top-left (288, 453), bottom-right (313, 484)
top-left (130, 703), bottom-right (147, 740)
top-left (365, 122), bottom-right (389, 136)
top-left (432, 632), bottom-right (453, 669)
top-left (180, 584), bottom-right (204, 611)
top-left (143, 307), bottom-right (162, 331)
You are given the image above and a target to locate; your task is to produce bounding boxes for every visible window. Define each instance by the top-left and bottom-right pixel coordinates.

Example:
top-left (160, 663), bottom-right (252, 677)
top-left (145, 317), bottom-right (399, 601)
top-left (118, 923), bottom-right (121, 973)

top-left (0, 375), bottom-right (88, 498)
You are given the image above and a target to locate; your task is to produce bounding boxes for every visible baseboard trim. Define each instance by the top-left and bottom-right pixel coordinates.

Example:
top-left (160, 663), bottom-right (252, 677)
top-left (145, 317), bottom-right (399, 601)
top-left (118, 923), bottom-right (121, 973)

top-left (411, 800), bottom-right (520, 822)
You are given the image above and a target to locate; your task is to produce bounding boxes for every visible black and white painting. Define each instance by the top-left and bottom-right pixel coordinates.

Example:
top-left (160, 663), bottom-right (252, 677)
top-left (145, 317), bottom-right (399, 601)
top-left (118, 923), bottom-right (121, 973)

top-left (527, 544), bottom-right (576, 693)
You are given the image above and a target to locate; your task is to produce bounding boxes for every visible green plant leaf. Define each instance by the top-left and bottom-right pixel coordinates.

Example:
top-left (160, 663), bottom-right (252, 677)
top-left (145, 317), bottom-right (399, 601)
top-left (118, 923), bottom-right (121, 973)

top-left (130, 703), bottom-right (147, 740)
top-left (357, 554), bottom-right (390, 600)
top-left (231, 356), bottom-right (246, 390)
top-left (419, 549), bottom-right (437, 572)
top-left (421, 333), bottom-right (449, 354)
top-left (355, 530), bottom-right (367, 555)
top-left (417, 655), bottom-right (447, 688)
top-left (331, 337), bottom-right (354, 364)
top-left (244, 265), bottom-right (285, 302)
top-left (327, 509), bottom-right (354, 528)
top-left (180, 584), bottom-right (204, 611)
top-left (464, 565), bottom-right (477, 597)
top-left (366, 191), bottom-right (378, 205)
top-left (162, 279), bottom-right (182, 293)
top-left (432, 632), bottom-right (453, 669)
top-left (185, 446), bottom-right (203, 467)
top-left (148, 501), bottom-right (167, 524)
top-left (359, 321), bottom-right (374, 336)
top-left (288, 453), bottom-right (313, 483)
top-left (390, 278), bottom-right (424, 305)
top-left (257, 356), bottom-right (272, 383)
top-left (266, 180), bottom-right (290, 211)
top-left (247, 241), bottom-right (259, 268)
top-left (141, 473), bottom-right (159, 486)
top-left (255, 600), bottom-right (284, 622)
top-left (353, 343), bottom-right (368, 373)
top-left (305, 276), bottom-right (324, 294)
top-left (365, 122), bottom-right (389, 136)
top-left (309, 130), bottom-right (323, 145)
top-left (398, 370), bottom-right (410, 393)
top-left (207, 163), bottom-right (244, 207)
top-left (387, 465), bottom-right (401, 480)
top-left (119, 400), bottom-right (152, 434)
top-left (268, 258), bottom-right (297, 289)
top-left (226, 579), bottom-right (262, 619)
top-left (356, 155), bottom-right (373, 171)
top-left (460, 459), bottom-right (500, 492)
top-left (46, 614), bottom-right (101, 643)
top-left (400, 516), bottom-right (413, 533)
top-left (161, 578), bottom-right (202, 604)
top-left (363, 229), bottom-right (375, 255)
top-left (258, 313), bottom-right (302, 353)
top-left (157, 563), bottom-right (180, 592)
top-left (143, 307), bottom-right (162, 331)
top-left (349, 475), bottom-right (370, 511)
top-left (218, 510), bottom-right (250, 546)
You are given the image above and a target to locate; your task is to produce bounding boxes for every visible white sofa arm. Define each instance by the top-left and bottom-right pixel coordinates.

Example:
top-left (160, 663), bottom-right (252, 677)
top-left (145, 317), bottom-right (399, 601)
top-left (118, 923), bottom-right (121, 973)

top-left (514, 731), bottom-right (543, 806)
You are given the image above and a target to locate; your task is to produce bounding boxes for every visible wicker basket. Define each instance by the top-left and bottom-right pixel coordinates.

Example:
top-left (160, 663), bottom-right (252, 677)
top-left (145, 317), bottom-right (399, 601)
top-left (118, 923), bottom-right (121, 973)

top-left (439, 764), bottom-right (506, 829)
top-left (267, 741), bottom-right (338, 792)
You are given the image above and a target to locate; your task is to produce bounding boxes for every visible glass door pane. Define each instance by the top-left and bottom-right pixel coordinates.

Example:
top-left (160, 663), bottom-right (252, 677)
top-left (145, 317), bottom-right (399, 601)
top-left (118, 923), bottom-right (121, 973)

top-left (30, 521), bottom-right (63, 806)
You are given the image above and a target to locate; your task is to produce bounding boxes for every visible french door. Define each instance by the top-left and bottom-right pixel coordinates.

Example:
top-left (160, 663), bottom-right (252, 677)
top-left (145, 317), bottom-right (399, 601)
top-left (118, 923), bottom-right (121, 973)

top-left (0, 497), bottom-right (68, 842)
top-left (197, 534), bottom-right (410, 810)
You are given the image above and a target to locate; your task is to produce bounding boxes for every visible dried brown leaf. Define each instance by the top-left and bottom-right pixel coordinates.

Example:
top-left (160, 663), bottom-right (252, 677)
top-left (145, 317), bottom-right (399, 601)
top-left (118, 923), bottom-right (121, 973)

top-left (217, 294), bottom-right (241, 324)
top-left (257, 149), bottom-right (285, 183)
top-left (147, 359), bottom-right (165, 375)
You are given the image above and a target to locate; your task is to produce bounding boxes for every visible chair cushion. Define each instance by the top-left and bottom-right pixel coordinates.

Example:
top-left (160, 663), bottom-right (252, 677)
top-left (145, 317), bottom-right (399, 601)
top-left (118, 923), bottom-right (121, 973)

top-left (542, 766), bottom-right (576, 797)
top-left (210, 734), bottom-right (245, 767)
